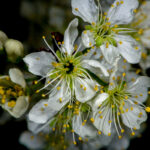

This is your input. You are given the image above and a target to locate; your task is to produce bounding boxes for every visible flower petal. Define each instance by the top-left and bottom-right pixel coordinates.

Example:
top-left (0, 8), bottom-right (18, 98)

top-left (121, 102), bottom-right (147, 129)
top-left (23, 52), bottom-right (55, 76)
top-left (82, 30), bottom-right (95, 47)
top-left (107, 0), bottom-right (139, 25)
top-left (82, 59), bottom-right (109, 77)
top-left (9, 68), bottom-right (26, 88)
top-left (72, 113), bottom-right (97, 138)
top-left (19, 131), bottom-right (45, 149)
top-left (127, 76), bottom-right (150, 102)
top-left (29, 99), bottom-right (59, 124)
top-left (74, 78), bottom-right (97, 102)
top-left (114, 35), bottom-right (141, 64)
top-left (62, 18), bottom-right (78, 55)
top-left (100, 44), bottom-right (119, 65)
top-left (2, 96), bottom-right (29, 118)
top-left (71, 0), bottom-right (98, 24)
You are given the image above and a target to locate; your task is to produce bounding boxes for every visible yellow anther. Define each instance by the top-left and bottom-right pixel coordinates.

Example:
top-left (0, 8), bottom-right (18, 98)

top-left (104, 12), bottom-right (107, 16)
top-left (7, 101), bottom-right (16, 108)
top-left (52, 35), bottom-right (55, 39)
top-left (138, 29), bottom-right (143, 35)
top-left (125, 96), bottom-right (128, 100)
top-left (73, 141), bottom-right (77, 145)
top-left (78, 137), bottom-right (82, 141)
top-left (75, 8), bottom-right (79, 11)
top-left (1, 98), bottom-right (6, 104)
top-left (108, 133), bottom-right (111, 136)
top-left (111, 4), bottom-right (115, 7)
top-left (133, 127), bottom-right (137, 130)
top-left (62, 129), bottom-right (66, 133)
top-left (135, 95), bottom-right (138, 98)
top-left (30, 136), bottom-right (34, 140)
top-left (90, 118), bottom-right (95, 123)
top-left (126, 108), bottom-right (129, 112)
top-left (118, 136), bottom-right (122, 139)
top-left (99, 116), bottom-right (103, 119)
top-left (42, 36), bottom-right (45, 39)
top-left (89, 42), bottom-right (92, 46)
top-left (148, 91), bottom-right (150, 94)
top-left (122, 72), bottom-right (126, 77)
top-left (52, 62), bottom-right (60, 67)
top-left (112, 76), bottom-right (116, 80)
top-left (63, 124), bottom-right (67, 128)
top-left (34, 80), bottom-right (38, 84)
top-left (120, 1), bottom-right (124, 4)
top-left (58, 42), bottom-right (61, 45)
top-left (94, 85), bottom-right (98, 91)
top-left (134, 101), bottom-right (138, 104)
top-left (41, 108), bottom-right (44, 111)
top-left (117, 112), bottom-right (121, 116)
top-left (59, 98), bottom-right (62, 103)
top-left (62, 41), bottom-right (64, 44)
top-left (110, 82), bottom-right (114, 86)
top-left (83, 87), bottom-right (86, 91)
top-left (136, 69), bottom-right (141, 74)
top-left (119, 41), bottom-right (123, 45)
top-left (145, 107), bottom-right (150, 112)
top-left (114, 24), bottom-right (118, 28)
top-left (134, 46), bottom-right (139, 50)
top-left (131, 132), bottom-right (135, 136)
top-left (116, 1), bottom-right (120, 5)
top-left (141, 52), bottom-right (147, 60)
top-left (112, 105), bottom-right (115, 108)
top-left (130, 107), bottom-right (133, 111)
top-left (108, 120), bottom-right (112, 124)
top-left (106, 42), bottom-right (109, 48)
top-left (82, 122), bottom-right (85, 126)
top-left (139, 93), bottom-right (143, 96)
top-left (133, 9), bottom-right (137, 13)
top-left (123, 59), bottom-right (127, 63)
top-left (92, 22), bottom-right (95, 26)
top-left (121, 129), bottom-right (125, 133)
top-left (99, 111), bottom-right (102, 114)
top-left (71, 130), bottom-right (75, 133)
top-left (98, 131), bottom-right (102, 135)
top-left (44, 103), bottom-right (48, 107)
top-left (83, 30), bottom-right (87, 34)
top-left (106, 22), bottom-right (111, 26)
top-left (57, 86), bottom-right (61, 90)
top-left (42, 94), bottom-right (46, 97)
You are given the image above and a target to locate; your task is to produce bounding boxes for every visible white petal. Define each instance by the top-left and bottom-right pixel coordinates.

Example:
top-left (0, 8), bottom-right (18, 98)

top-left (74, 78), bottom-right (97, 102)
top-left (108, 0), bottom-right (139, 25)
top-left (27, 120), bottom-right (51, 134)
top-left (121, 102), bottom-right (147, 129)
top-left (114, 35), bottom-right (141, 64)
top-left (100, 44), bottom-right (119, 64)
top-left (23, 52), bottom-right (55, 76)
top-left (92, 93), bottom-right (109, 110)
top-left (82, 59), bottom-right (109, 77)
top-left (29, 99), bottom-right (59, 124)
top-left (71, 0), bottom-right (98, 24)
top-left (127, 76), bottom-right (150, 102)
top-left (9, 68), bottom-right (26, 88)
top-left (93, 108), bottom-right (111, 135)
top-left (19, 131), bottom-right (45, 149)
top-left (62, 18), bottom-right (78, 55)
top-left (82, 30), bottom-right (95, 48)
top-left (2, 96), bottom-right (29, 118)
top-left (72, 113), bottom-right (97, 138)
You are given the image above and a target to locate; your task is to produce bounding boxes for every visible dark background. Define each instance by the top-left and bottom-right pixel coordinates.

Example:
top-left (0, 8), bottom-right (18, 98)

top-left (0, 0), bottom-right (149, 150)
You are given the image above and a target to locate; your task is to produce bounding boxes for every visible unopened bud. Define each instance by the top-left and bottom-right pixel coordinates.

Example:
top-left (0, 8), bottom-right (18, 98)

top-left (5, 39), bottom-right (24, 62)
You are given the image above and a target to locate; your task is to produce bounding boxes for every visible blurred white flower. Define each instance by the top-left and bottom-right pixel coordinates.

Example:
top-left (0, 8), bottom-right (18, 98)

top-left (0, 68), bottom-right (29, 118)
top-left (5, 39), bottom-right (24, 62)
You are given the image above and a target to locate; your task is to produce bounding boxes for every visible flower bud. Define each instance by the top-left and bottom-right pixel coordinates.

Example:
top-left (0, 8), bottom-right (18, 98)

top-left (0, 30), bottom-right (8, 44)
top-left (4, 39), bottom-right (24, 62)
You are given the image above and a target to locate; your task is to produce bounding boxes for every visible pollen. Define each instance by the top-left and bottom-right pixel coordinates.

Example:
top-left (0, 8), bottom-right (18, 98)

top-left (8, 100), bottom-right (16, 108)
top-left (125, 96), bottom-right (128, 100)
top-left (98, 131), bottom-right (102, 135)
top-left (121, 129), bottom-right (125, 133)
top-left (42, 94), bottom-right (46, 97)
top-left (90, 118), bottom-right (95, 123)
top-left (94, 85), bottom-right (98, 91)
top-left (145, 107), bottom-right (150, 112)
top-left (44, 103), bottom-right (48, 107)
top-left (57, 86), bottom-right (61, 90)
top-left (118, 136), bottom-right (122, 139)
top-left (131, 132), bottom-right (135, 136)
top-left (92, 22), bottom-right (95, 26)
top-left (119, 41), bottom-right (123, 45)
top-left (106, 42), bottom-right (109, 48)
top-left (108, 133), bottom-right (111, 136)
top-left (99, 115), bottom-right (103, 119)
top-left (120, 1), bottom-right (124, 4)
top-left (73, 141), bottom-right (77, 145)
top-left (133, 9), bottom-right (137, 13)
top-left (83, 87), bottom-right (86, 91)
top-left (78, 137), bottom-right (82, 141)
top-left (122, 72), bottom-right (126, 77)
top-left (42, 36), bottom-right (45, 39)
top-left (59, 98), bottom-right (62, 103)
top-left (75, 8), bottom-right (78, 11)
top-left (83, 30), bottom-right (87, 34)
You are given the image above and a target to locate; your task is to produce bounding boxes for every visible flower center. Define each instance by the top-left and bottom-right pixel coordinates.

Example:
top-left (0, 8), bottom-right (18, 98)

top-left (63, 61), bottom-right (74, 74)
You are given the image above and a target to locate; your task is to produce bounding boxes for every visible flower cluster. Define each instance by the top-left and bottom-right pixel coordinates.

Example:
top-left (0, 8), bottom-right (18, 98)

top-left (1, 0), bottom-right (150, 150)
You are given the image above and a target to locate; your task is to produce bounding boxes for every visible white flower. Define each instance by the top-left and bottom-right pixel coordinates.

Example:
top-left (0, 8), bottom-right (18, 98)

top-left (131, 1), bottom-right (150, 48)
top-left (0, 68), bottom-right (29, 118)
top-left (90, 59), bottom-right (150, 137)
top-left (71, 0), bottom-right (141, 64)
top-left (23, 18), bottom-right (108, 124)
